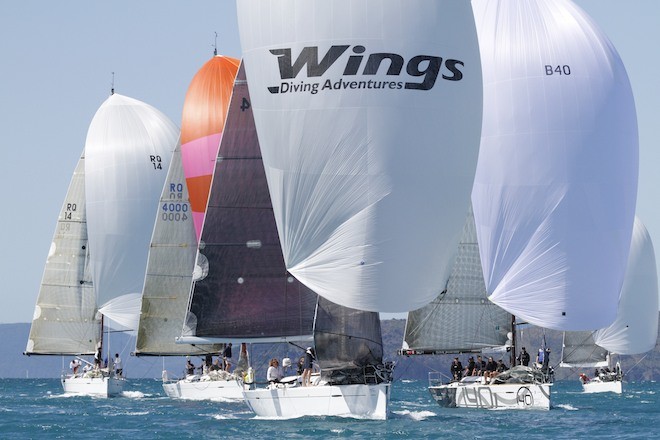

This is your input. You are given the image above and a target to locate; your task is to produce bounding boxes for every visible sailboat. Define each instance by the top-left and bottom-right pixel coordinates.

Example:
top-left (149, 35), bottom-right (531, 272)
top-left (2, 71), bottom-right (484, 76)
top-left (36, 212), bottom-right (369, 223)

top-left (560, 217), bottom-right (659, 394)
top-left (134, 122), bottom-right (233, 400)
top-left (175, 62), bottom-right (393, 419)
top-left (401, 207), bottom-right (552, 410)
top-left (236, 0), bottom-right (483, 314)
top-left (135, 52), bottom-right (241, 400)
top-left (400, 0), bottom-right (640, 410)
top-left (26, 92), bottom-right (177, 396)
top-left (470, 0), bottom-right (638, 333)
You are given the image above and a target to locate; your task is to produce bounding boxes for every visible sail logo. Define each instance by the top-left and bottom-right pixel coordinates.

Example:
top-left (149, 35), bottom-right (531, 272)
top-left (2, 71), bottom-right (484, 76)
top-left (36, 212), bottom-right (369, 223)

top-left (266, 45), bottom-right (464, 95)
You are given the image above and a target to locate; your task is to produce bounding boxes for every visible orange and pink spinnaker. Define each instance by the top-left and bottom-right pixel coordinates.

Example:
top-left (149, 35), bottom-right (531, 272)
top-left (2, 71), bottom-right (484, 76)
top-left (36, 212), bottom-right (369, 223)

top-left (181, 55), bottom-right (240, 240)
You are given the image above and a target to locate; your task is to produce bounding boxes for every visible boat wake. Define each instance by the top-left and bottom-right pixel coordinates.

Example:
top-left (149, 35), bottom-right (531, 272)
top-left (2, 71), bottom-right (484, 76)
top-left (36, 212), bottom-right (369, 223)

top-left (392, 409), bottom-right (436, 421)
top-left (122, 390), bottom-right (147, 399)
top-left (212, 413), bottom-right (245, 420)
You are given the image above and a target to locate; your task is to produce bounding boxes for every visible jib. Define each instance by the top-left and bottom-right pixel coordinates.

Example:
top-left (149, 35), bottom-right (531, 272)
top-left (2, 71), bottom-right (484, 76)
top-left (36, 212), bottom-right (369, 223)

top-left (270, 45), bottom-right (464, 91)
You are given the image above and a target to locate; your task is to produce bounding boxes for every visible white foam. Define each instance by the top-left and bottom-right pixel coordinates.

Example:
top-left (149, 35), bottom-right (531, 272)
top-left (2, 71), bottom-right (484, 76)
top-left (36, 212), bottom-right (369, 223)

top-left (393, 409), bottom-right (436, 421)
top-left (122, 390), bottom-right (147, 399)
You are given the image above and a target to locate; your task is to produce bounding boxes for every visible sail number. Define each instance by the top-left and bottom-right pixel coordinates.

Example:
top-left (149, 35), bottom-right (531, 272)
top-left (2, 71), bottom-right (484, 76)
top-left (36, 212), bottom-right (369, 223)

top-left (545, 65), bottom-right (571, 75)
top-left (240, 97), bottom-right (251, 112)
top-left (63, 202), bottom-right (77, 220)
top-left (162, 202), bottom-right (189, 222)
top-left (150, 155), bottom-right (163, 170)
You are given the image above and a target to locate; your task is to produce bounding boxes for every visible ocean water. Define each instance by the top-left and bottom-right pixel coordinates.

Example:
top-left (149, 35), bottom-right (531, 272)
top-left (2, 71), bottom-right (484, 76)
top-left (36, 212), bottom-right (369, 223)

top-left (0, 378), bottom-right (657, 439)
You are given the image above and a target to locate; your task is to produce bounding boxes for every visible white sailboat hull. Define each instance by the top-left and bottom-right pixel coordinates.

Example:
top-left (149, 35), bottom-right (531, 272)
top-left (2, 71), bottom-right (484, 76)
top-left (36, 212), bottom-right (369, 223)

top-left (429, 381), bottom-right (551, 410)
top-left (243, 383), bottom-right (390, 420)
top-left (162, 376), bottom-right (244, 400)
top-left (61, 374), bottom-right (125, 397)
top-left (582, 379), bottom-right (623, 394)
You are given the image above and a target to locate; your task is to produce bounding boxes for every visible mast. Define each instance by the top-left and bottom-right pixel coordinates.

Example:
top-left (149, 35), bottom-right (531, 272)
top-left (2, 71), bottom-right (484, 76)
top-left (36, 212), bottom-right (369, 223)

top-left (510, 315), bottom-right (517, 367)
top-left (99, 313), bottom-right (104, 364)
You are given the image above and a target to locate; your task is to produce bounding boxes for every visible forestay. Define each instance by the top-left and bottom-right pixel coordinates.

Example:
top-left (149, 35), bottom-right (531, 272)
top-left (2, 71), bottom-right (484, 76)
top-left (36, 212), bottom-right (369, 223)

top-left (85, 93), bottom-right (177, 329)
top-left (237, 0), bottom-right (483, 312)
top-left (471, 0), bottom-right (638, 331)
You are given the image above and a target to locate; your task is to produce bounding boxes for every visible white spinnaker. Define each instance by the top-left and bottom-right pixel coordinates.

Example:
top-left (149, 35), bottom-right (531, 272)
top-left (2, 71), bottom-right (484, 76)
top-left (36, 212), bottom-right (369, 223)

top-left (237, 0), bottom-right (483, 312)
top-left (85, 93), bottom-right (177, 327)
top-left (594, 217), bottom-right (659, 354)
top-left (471, 0), bottom-right (638, 330)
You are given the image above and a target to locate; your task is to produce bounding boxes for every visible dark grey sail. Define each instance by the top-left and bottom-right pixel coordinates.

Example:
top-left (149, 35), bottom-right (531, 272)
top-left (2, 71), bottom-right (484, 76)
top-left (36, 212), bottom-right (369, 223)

top-left (402, 206), bottom-right (511, 354)
top-left (181, 62), bottom-right (317, 343)
top-left (314, 295), bottom-right (386, 384)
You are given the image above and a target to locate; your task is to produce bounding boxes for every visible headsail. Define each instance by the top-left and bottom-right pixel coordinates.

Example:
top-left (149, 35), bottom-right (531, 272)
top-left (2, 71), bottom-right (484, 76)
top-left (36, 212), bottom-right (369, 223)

top-left (471, 0), bottom-right (638, 331)
top-left (402, 206), bottom-right (510, 353)
top-left (26, 150), bottom-right (98, 355)
top-left (180, 62), bottom-right (317, 344)
top-left (237, 0), bottom-right (483, 312)
top-left (180, 55), bottom-right (240, 240)
top-left (85, 93), bottom-right (177, 329)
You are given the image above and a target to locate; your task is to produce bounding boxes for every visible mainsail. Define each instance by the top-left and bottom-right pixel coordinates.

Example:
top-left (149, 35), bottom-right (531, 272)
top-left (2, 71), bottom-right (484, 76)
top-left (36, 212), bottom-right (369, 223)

top-left (561, 217), bottom-right (659, 367)
top-left (560, 332), bottom-right (609, 369)
top-left (135, 138), bottom-right (223, 355)
top-left (471, 0), bottom-right (638, 331)
top-left (180, 63), bottom-right (317, 344)
top-left (180, 55), bottom-right (240, 240)
top-left (26, 150), bottom-right (98, 355)
top-left (85, 93), bottom-right (177, 330)
top-left (402, 206), bottom-right (511, 354)
top-left (237, 0), bottom-right (483, 312)
top-left (314, 296), bottom-right (384, 372)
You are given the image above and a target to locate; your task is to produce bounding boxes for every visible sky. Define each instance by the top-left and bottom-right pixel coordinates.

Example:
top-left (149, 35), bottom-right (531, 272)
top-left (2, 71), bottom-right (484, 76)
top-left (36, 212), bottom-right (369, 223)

top-left (1, 1), bottom-right (659, 324)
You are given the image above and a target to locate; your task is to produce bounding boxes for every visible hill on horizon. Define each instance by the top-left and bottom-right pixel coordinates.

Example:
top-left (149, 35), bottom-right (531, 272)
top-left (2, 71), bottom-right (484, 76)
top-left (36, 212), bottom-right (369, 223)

top-left (4, 320), bottom-right (659, 382)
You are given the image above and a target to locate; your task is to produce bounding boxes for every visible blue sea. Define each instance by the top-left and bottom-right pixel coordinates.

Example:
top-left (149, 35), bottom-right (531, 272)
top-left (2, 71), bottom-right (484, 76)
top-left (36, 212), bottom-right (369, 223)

top-left (0, 378), bottom-right (657, 439)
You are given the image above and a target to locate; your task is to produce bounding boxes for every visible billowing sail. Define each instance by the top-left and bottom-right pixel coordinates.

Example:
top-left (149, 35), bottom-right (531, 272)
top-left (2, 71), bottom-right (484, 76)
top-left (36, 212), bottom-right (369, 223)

top-left (26, 150), bottom-right (99, 355)
top-left (402, 206), bottom-right (510, 353)
top-left (180, 63), bottom-right (317, 344)
top-left (135, 139), bottom-right (223, 356)
top-left (85, 93), bottom-right (177, 329)
top-left (561, 217), bottom-right (659, 366)
top-left (471, 0), bottom-right (638, 331)
top-left (594, 217), bottom-right (659, 354)
top-left (180, 55), bottom-right (240, 240)
top-left (237, 0), bottom-right (483, 312)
